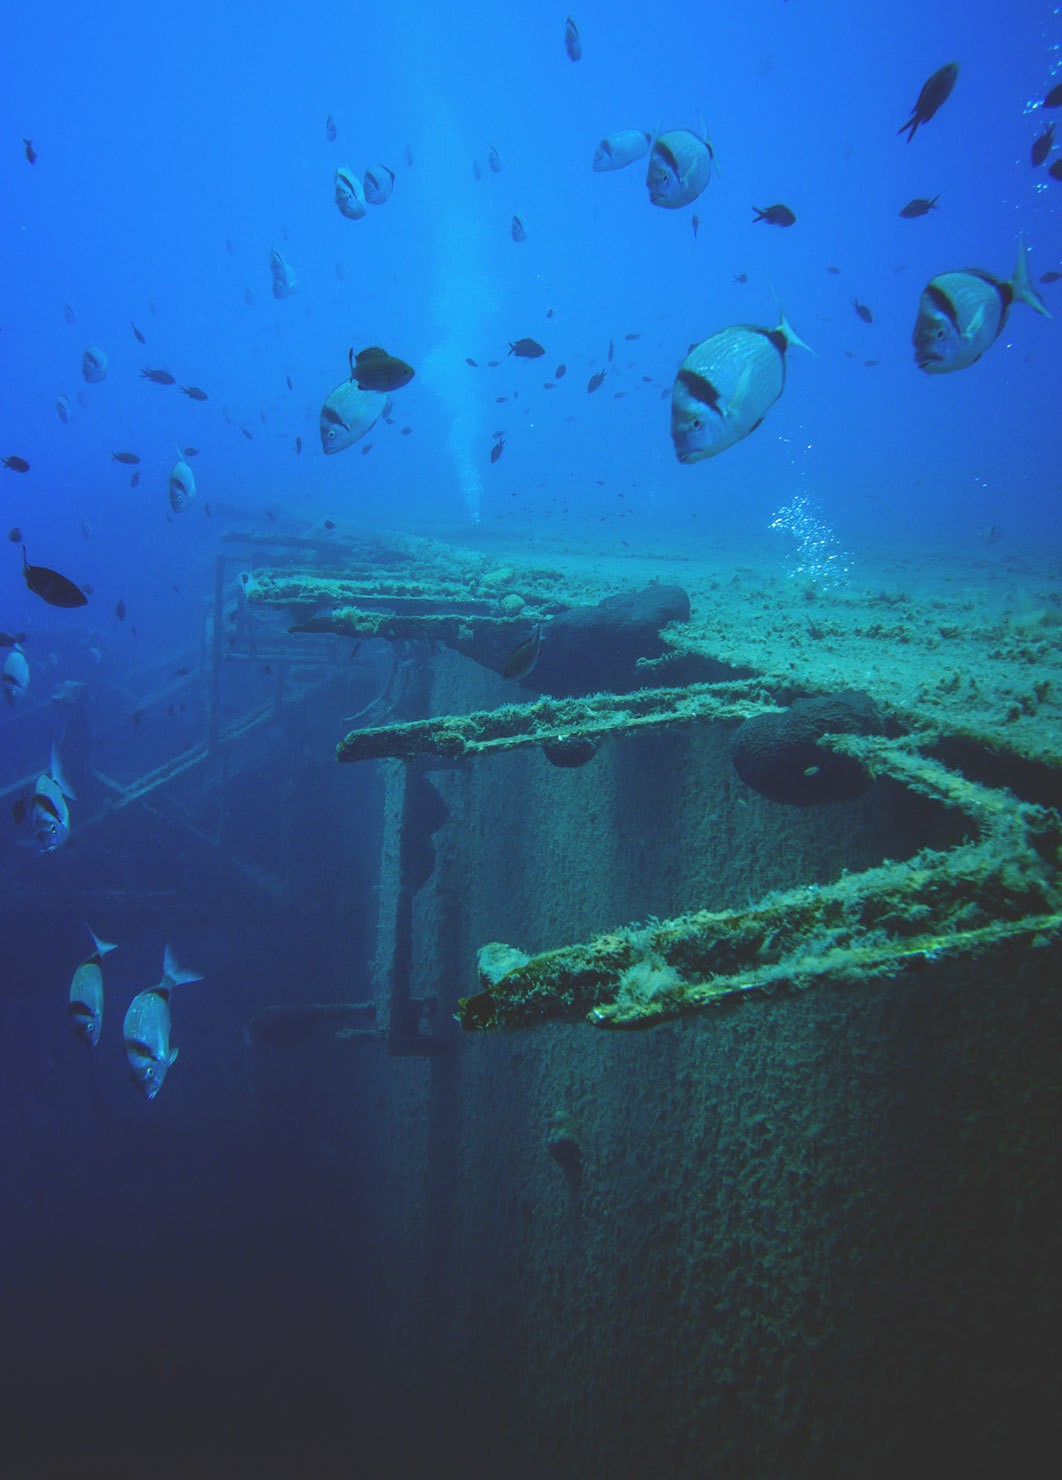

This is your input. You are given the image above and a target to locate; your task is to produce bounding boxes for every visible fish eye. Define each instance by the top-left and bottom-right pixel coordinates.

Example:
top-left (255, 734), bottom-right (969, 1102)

top-left (935, 328), bottom-right (946, 340)
top-left (690, 417), bottom-right (703, 431)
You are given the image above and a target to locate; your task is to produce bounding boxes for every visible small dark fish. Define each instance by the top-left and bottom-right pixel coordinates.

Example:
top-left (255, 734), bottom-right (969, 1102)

top-left (853, 299), bottom-right (873, 323)
top-left (511, 214), bottom-right (527, 243)
top-left (563, 16), bottom-right (581, 62)
top-left (130, 472), bottom-right (139, 487)
top-left (864, 359), bottom-right (880, 367)
top-left (285, 373), bottom-right (293, 390)
top-left (131, 711), bottom-right (143, 727)
top-left (326, 115), bottom-right (337, 142)
top-left (323, 519), bottom-right (335, 529)
top-left (348, 345), bottom-right (415, 391)
top-left (752, 203), bottom-right (796, 227)
top-left (1032, 122), bottom-right (1055, 167)
top-left (502, 624), bottom-right (541, 680)
top-left (608, 339), bottom-right (614, 362)
top-left (1039, 270), bottom-right (1062, 283)
top-left (131, 321), bottom-right (146, 343)
top-left (183, 447), bottom-right (199, 457)
top-left (734, 273), bottom-right (748, 284)
top-left (899, 195), bottom-right (940, 218)
top-left (555, 364), bottom-right (566, 378)
top-left (0, 629), bottom-right (27, 645)
top-left (22, 548), bottom-right (87, 608)
top-left (140, 368), bottom-right (176, 385)
top-left (361, 443), bottom-right (373, 454)
top-left (64, 304), bottom-right (77, 324)
top-left (496, 396), bottom-right (508, 403)
top-left (488, 144), bottom-right (502, 173)
top-left (1050, 157), bottom-right (1062, 181)
top-left (180, 385), bottom-right (208, 400)
top-left (624, 333), bottom-right (640, 341)
top-left (240, 426), bottom-right (254, 440)
top-left (466, 357), bottom-right (479, 367)
top-left (335, 260), bottom-right (345, 280)
top-left (115, 599), bottom-right (126, 621)
top-left (587, 370), bottom-right (606, 393)
top-left (243, 287), bottom-right (256, 306)
top-left (400, 426), bottom-right (412, 436)
top-left (487, 359), bottom-right (500, 367)
top-left (174, 666), bottom-right (191, 676)
top-left (490, 439), bottom-right (505, 464)
top-left (8, 528), bottom-right (22, 543)
top-left (111, 451), bottom-right (141, 465)
top-left (295, 436), bottom-right (303, 455)
top-left (898, 62), bottom-right (959, 141)
top-left (508, 338), bottom-right (545, 358)
top-left (1045, 82), bottom-right (1062, 108)
top-left (2, 456), bottom-right (30, 473)
top-left (23, 138), bottom-right (37, 164)
top-left (691, 213), bottom-right (700, 238)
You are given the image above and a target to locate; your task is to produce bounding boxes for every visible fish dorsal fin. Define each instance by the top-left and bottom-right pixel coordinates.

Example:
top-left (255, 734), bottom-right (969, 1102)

top-left (51, 742), bottom-right (76, 801)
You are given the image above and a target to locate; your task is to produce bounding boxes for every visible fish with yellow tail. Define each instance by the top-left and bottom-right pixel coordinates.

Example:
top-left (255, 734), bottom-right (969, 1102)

top-left (123, 945), bottom-right (203, 1101)
top-left (912, 236), bottom-right (1050, 373)
top-left (69, 927), bottom-right (118, 1048)
top-left (670, 309), bottom-right (812, 463)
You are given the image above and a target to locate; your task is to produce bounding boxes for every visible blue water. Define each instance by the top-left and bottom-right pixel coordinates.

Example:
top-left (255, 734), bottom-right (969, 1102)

top-left (2, 2), bottom-right (1060, 1475)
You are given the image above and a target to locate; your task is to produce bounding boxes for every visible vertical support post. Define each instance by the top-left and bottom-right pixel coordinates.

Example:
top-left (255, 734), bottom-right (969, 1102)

top-left (208, 553), bottom-right (225, 755)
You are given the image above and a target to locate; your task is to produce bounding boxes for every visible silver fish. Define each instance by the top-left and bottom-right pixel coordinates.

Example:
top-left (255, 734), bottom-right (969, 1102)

top-left (55, 394), bottom-right (72, 423)
top-left (670, 311), bottom-right (811, 463)
top-left (319, 378), bottom-right (387, 454)
top-left (81, 345), bottom-right (108, 383)
top-left (269, 247), bottom-right (297, 297)
top-left (334, 166), bottom-right (366, 220)
top-left (363, 164), bottom-right (395, 204)
top-left (647, 126), bottom-right (714, 209)
top-left (913, 236), bottom-right (1050, 373)
top-left (564, 16), bottom-right (582, 61)
top-left (2, 643), bottom-right (29, 706)
top-left (593, 130), bottom-right (651, 172)
top-left (123, 945), bottom-right (203, 1101)
top-left (31, 743), bottom-right (75, 854)
top-left (168, 456), bottom-right (197, 513)
top-left (69, 926), bottom-right (118, 1048)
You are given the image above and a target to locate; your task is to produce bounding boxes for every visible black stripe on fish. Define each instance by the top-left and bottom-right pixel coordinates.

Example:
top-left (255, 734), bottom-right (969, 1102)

top-left (677, 369), bottom-right (724, 416)
top-left (655, 139), bottom-right (682, 177)
top-left (763, 328), bottom-right (789, 356)
top-left (34, 794), bottom-right (62, 823)
top-left (925, 283), bottom-right (962, 332)
top-left (962, 268), bottom-right (1012, 317)
top-left (124, 1037), bottom-right (159, 1059)
top-left (68, 1000), bottom-right (92, 1016)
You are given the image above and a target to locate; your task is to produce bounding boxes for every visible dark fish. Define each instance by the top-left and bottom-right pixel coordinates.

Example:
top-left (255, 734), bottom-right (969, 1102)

top-left (400, 426), bottom-right (412, 435)
top-left (508, 338), bottom-right (545, 358)
top-left (295, 436), bottom-right (302, 455)
top-left (183, 447), bottom-right (199, 456)
top-left (244, 287), bottom-right (256, 306)
top-left (899, 195), bottom-right (940, 218)
top-left (1, 629), bottom-right (27, 644)
top-left (174, 666), bottom-right (191, 676)
top-left (348, 345), bottom-right (415, 391)
top-left (1050, 157), bottom-right (1062, 181)
top-left (23, 138), bottom-right (37, 164)
top-left (131, 321), bottom-right (146, 343)
top-left (472, 159), bottom-right (482, 180)
top-left (502, 625), bottom-right (542, 680)
top-left (826, 265), bottom-right (841, 275)
top-left (752, 203), bottom-right (796, 226)
top-left (898, 62), bottom-right (959, 142)
top-left (111, 451), bottom-right (141, 465)
top-left (64, 304), bottom-right (77, 324)
top-left (22, 548), bottom-right (87, 608)
top-left (608, 339), bottom-right (614, 362)
top-left (8, 528), bottom-right (22, 543)
top-left (487, 359), bottom-right (500, 366)
top-left (864, 359), bottom-right (880, 367)
top-left (487, 144), bottom-right (502, 173)
top-left (853, 299), bottom-right (873, 323)
top-left (141, 368), bottom-right (176, 385)
top-left (326, 115), bottom-right (337, 142)
top-left (1045, 82), bottom-right (1062, 108)
top-left (563, 16), bottom-right (581, 62)
top-left (496, 396), bottom-right (508, 403)
top-left (361, 443), bottom-right (373, 454)
top-left (1032, 122), bottom-right (1055, 167)
top-left (130, 472), bottom-right (139, 487)
top-left (180, 385), bottom-right (208, 400)
top-left (734, 273), bottom-right (748, 284)
top-left (116, 598), bottom-right (126, 621)
top-left (466, 357), bottom-right (479, 367)
top-left (624, 333), bottom-right (640, 341)
top-left (511, 213), bottom-right (528, 243)
top-left (691, 213), bottom-right (700, 238)
top-left (2, 456), bottom-right (30, 473)
top-left (587, 370), bottom-right (606, 392)
top-left (323, 519), bottom-right (335, 529)
top-left (240, 426), bottom-right (254, 440)
top-left (490, 439), bottom-right (505, 464)
top-left (285, 373), bottom-right (293, 390)
top-left (1040, 270), bottom-right (1062, 283)
top-left (555, 364), bottom-right (566, 378)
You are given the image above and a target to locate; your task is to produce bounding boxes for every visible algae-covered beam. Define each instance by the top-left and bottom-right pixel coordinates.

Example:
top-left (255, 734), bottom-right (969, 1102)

top-left (336, 679), bottom-right (782, 763)
top-left (458, 810), bottom-right (1062, 1031)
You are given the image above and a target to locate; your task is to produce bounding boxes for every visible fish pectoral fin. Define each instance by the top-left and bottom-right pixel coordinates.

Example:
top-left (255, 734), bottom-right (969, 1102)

top-left (168, 1047), bottom-right (180, 1066)
top-left (962, 304), bottom-right (987, 341)
top-left (724, 362), bottom-right (756, 419)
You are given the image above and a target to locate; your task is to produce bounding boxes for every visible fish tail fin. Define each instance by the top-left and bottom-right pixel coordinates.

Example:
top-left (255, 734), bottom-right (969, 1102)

top-left (766, 281), bottom-right (816, 356)
top-left (51, 742), bottom-right (77, 800)
top-left (162, 943), bottom-right (204, 990)
top-left (1012, 235), bottom-right (1051, 318)
top-left (752, 207), bottom-right (766, 222)
top-left (697, 116), bottom-right (719, 175)
top-left (86, 925), bottom-right (118, 959)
